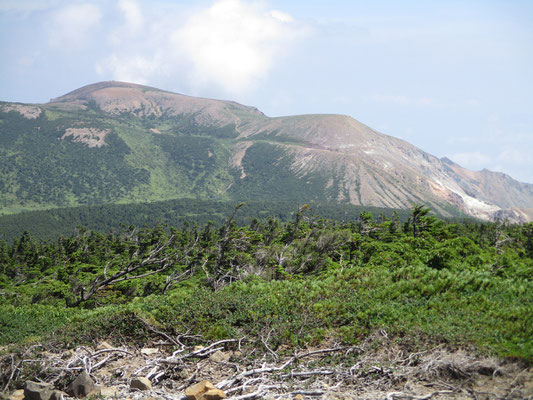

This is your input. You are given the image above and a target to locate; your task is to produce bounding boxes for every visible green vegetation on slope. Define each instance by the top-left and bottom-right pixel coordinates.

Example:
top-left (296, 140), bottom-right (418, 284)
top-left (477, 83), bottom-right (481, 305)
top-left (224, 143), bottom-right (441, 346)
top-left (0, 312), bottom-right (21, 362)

top-left (0, 101), bottom-right (470, 219)
top-left (1, 102), bottom-right (348, 215)
top-left (228, 141), bottom-right (332, 202)
top-left (0, 106), bottom-right (149, 210)
top-left (0, 198), bottom-right (411, 242)
top-left (0, 103), bottom-right (241, 213)
top-left (0, 206), bottom-right (531, 363)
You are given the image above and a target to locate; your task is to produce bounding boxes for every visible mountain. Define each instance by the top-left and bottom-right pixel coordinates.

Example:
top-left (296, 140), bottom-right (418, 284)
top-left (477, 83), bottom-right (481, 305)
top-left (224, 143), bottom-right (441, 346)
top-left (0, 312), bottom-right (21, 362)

top-left (1, 81), bottom-right (532, 222)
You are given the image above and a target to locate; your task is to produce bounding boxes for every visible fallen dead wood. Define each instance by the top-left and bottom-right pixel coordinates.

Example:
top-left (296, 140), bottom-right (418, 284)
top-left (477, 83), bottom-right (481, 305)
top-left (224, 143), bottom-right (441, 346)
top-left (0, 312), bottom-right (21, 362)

top-left (2, 333), bottom-right (530, 400)
top-left (134, 337), bottom-right (245, 383)
top-left (386, 390), bottom-right (455, 399)
top-left (216, 346), bottom-right (351, 397)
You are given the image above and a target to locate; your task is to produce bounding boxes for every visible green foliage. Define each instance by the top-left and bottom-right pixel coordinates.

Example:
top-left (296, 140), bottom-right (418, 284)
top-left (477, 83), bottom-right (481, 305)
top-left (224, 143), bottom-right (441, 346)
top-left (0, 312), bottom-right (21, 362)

top-left (0, 199), bottom-right (410, 242)
top-left (228, 142), bottom-right (331, 202)
top-left (0, 207), bottom-right (531, 363)
top-left (0, 304), bottom-right (77, 344)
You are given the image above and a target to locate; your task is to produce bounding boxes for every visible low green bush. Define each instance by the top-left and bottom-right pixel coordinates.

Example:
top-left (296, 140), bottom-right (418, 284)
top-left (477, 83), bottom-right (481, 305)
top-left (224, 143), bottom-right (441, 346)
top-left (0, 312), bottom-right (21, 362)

top-left (0, 208), bottom-right (531, 363)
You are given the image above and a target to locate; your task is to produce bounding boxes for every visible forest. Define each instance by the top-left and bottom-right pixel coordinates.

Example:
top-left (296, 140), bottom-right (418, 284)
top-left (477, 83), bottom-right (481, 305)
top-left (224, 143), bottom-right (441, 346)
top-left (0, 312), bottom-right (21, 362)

top-left (0, 203), bottom-right (531, 372)
top-left (0, 198), bottom-right (413, 242)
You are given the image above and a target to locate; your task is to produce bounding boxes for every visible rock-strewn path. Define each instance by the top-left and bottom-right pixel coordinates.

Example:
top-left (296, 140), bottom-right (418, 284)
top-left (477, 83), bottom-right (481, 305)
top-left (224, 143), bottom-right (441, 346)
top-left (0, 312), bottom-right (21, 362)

top-left (1, 334), bottom-right (532, 400)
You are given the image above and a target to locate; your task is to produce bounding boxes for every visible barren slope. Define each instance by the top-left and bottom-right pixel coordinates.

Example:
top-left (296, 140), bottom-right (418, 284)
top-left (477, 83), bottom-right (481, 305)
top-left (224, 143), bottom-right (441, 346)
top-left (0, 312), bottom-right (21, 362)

top-left (237, 113), bottom-right (532, 220)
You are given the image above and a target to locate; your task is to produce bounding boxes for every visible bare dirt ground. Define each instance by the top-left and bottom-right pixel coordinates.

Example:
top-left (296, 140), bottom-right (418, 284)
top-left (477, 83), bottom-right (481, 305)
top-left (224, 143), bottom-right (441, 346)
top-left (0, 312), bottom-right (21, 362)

top-left (0, 104), bottom-right (42, 119)
top-left (61, 128), bottom-right (110, 148)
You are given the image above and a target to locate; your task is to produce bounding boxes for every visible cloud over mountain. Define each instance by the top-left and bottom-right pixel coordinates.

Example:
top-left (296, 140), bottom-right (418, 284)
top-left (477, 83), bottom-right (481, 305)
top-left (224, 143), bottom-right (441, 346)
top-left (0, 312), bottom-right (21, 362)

top-left (94, 0), bottom-right (306, 93)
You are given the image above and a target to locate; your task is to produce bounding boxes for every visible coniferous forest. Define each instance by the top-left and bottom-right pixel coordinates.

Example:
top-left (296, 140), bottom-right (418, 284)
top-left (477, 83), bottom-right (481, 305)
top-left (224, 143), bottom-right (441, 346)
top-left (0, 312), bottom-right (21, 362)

top-left (1, 204), bottom-right (531, 372)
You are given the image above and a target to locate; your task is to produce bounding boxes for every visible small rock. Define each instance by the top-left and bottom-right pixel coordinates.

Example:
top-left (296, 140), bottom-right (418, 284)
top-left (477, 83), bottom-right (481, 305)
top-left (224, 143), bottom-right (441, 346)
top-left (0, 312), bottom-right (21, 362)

top-left (185, 380), bottom-right (226, 400)
top-left (231, 350), bottom-right (243, 358)
top-left (202, 388), bottom-right (227, 400)
top-left (294, 395), bottom-right (304, 400)
top-left (193, 345), bottom-right (204, 352)
top-left (140, 348), bottom-right (159, 355)
top-left (6, 389), bottom-right (24, 400)
top-left (67, 370), bottom-right (95, 398)
top-left (185, 380), bottom-right (215, 399)
top-left (209, 350), bottom-right (231, 363)
top-left (24, 381), bottom-right (53, 400)
top-left (130, 377), bottom-right (152, 391)
top-left (50, 390), bottom-right (67, 400)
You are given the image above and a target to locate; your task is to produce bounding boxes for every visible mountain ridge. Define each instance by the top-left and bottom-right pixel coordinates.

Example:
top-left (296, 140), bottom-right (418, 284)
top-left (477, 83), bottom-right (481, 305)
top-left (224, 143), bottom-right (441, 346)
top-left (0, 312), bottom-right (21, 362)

top-left (1, 81), bottom-right (531, 222)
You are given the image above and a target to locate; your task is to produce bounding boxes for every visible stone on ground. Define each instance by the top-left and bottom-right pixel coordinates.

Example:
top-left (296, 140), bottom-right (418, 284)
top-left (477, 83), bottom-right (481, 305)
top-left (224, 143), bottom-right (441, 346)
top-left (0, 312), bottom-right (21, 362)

top-left (202, 388), bottom-right (227, 400)
top-left (24, 381), bottom-right (53, 400)
top-left (67, 370), bottom-right (95, 398)
top-left (185, 380), bottom-right (226, 400)
top-left (87, 385), bottom-right (119, 398)
top-left (209, 350), bottom-right (231, 363)
top-left (130, 376), bottom-right (152, 391)
top-left (96, 341), bottom-right (114, 350)
top-left (49, 390), bottom-right (67, 400)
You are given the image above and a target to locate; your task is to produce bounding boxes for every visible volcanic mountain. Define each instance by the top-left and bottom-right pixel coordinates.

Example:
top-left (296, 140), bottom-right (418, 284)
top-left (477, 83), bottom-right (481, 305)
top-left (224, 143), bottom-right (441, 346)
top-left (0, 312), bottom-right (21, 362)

top-left (1, 81), bottom-right (532, 221)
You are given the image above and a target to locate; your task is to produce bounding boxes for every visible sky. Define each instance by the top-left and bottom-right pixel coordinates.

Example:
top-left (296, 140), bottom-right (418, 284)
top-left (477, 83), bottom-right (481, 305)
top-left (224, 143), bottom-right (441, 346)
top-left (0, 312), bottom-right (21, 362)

top-left (1, 0), bottom-right (532, 183)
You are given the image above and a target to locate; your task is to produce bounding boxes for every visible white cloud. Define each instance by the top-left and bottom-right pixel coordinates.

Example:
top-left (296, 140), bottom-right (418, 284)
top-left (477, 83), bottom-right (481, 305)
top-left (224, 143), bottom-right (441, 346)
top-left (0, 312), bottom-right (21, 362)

top-left (108, 0), bottom-right (143, 45)
top-left (96, 0), bottom-right (306, 94)
top-left (96, 54), bottom-right (159, 85)
top-left (46, 3), bottom-right (102, 48)
top-left (447, 145), bottom-right (533, 183)
top-left (118, 0), bottom-right (142, 32)
top-left (269, 10), bottom-right (294, 23)
top-left (96, 0), bottom-right (174, 85)
top-left (496, 146), bottom-right (529, 166)
top-left (173, 0), bottom-right (305, 93)
top-left (493, 145), bottom-right (533, 182)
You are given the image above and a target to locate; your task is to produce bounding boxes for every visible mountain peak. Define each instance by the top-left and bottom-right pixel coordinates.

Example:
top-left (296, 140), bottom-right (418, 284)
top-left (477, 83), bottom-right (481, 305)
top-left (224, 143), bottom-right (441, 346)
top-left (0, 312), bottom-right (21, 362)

top-left (50, 81), bottom-right (170, 103)
top-left (48, 81), bottom-right (264, 123)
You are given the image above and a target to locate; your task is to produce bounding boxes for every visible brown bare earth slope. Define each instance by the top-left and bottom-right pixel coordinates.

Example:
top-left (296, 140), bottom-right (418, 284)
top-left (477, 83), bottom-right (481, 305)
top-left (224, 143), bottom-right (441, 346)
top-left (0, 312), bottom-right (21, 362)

top-left (239, 113), bottom-right (533, 221)
top-left (3, 81), bottom-right (533, 221)
top-left (50, 81), bottom-right (264, 126)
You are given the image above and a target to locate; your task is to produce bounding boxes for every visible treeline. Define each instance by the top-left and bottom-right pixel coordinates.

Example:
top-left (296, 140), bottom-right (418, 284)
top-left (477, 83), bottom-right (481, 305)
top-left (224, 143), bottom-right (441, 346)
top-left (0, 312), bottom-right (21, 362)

top-left (0, 199), bottom-right (412, 242)
top-left (1, 204), bottom-right (531, 308)
top-left (0, 205), bottom-right (531, 362)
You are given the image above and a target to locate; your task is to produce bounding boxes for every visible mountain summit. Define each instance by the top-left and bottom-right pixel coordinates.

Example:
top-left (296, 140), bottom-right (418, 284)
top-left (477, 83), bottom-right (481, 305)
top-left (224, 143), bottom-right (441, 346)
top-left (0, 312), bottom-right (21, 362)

top-left (1, 81), bottom-right (532, 221)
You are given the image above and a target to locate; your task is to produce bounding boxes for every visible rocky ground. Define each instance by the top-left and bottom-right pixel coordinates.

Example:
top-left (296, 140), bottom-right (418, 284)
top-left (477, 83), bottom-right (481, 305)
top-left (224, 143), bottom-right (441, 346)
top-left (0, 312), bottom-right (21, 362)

top-left (1, 332), bottom-right (532, 400)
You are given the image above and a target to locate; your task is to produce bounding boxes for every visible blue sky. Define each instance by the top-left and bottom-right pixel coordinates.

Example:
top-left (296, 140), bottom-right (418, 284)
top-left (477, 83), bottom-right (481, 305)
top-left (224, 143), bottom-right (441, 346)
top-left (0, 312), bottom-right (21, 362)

top-left (1, 0), bottom-right (532, 183)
